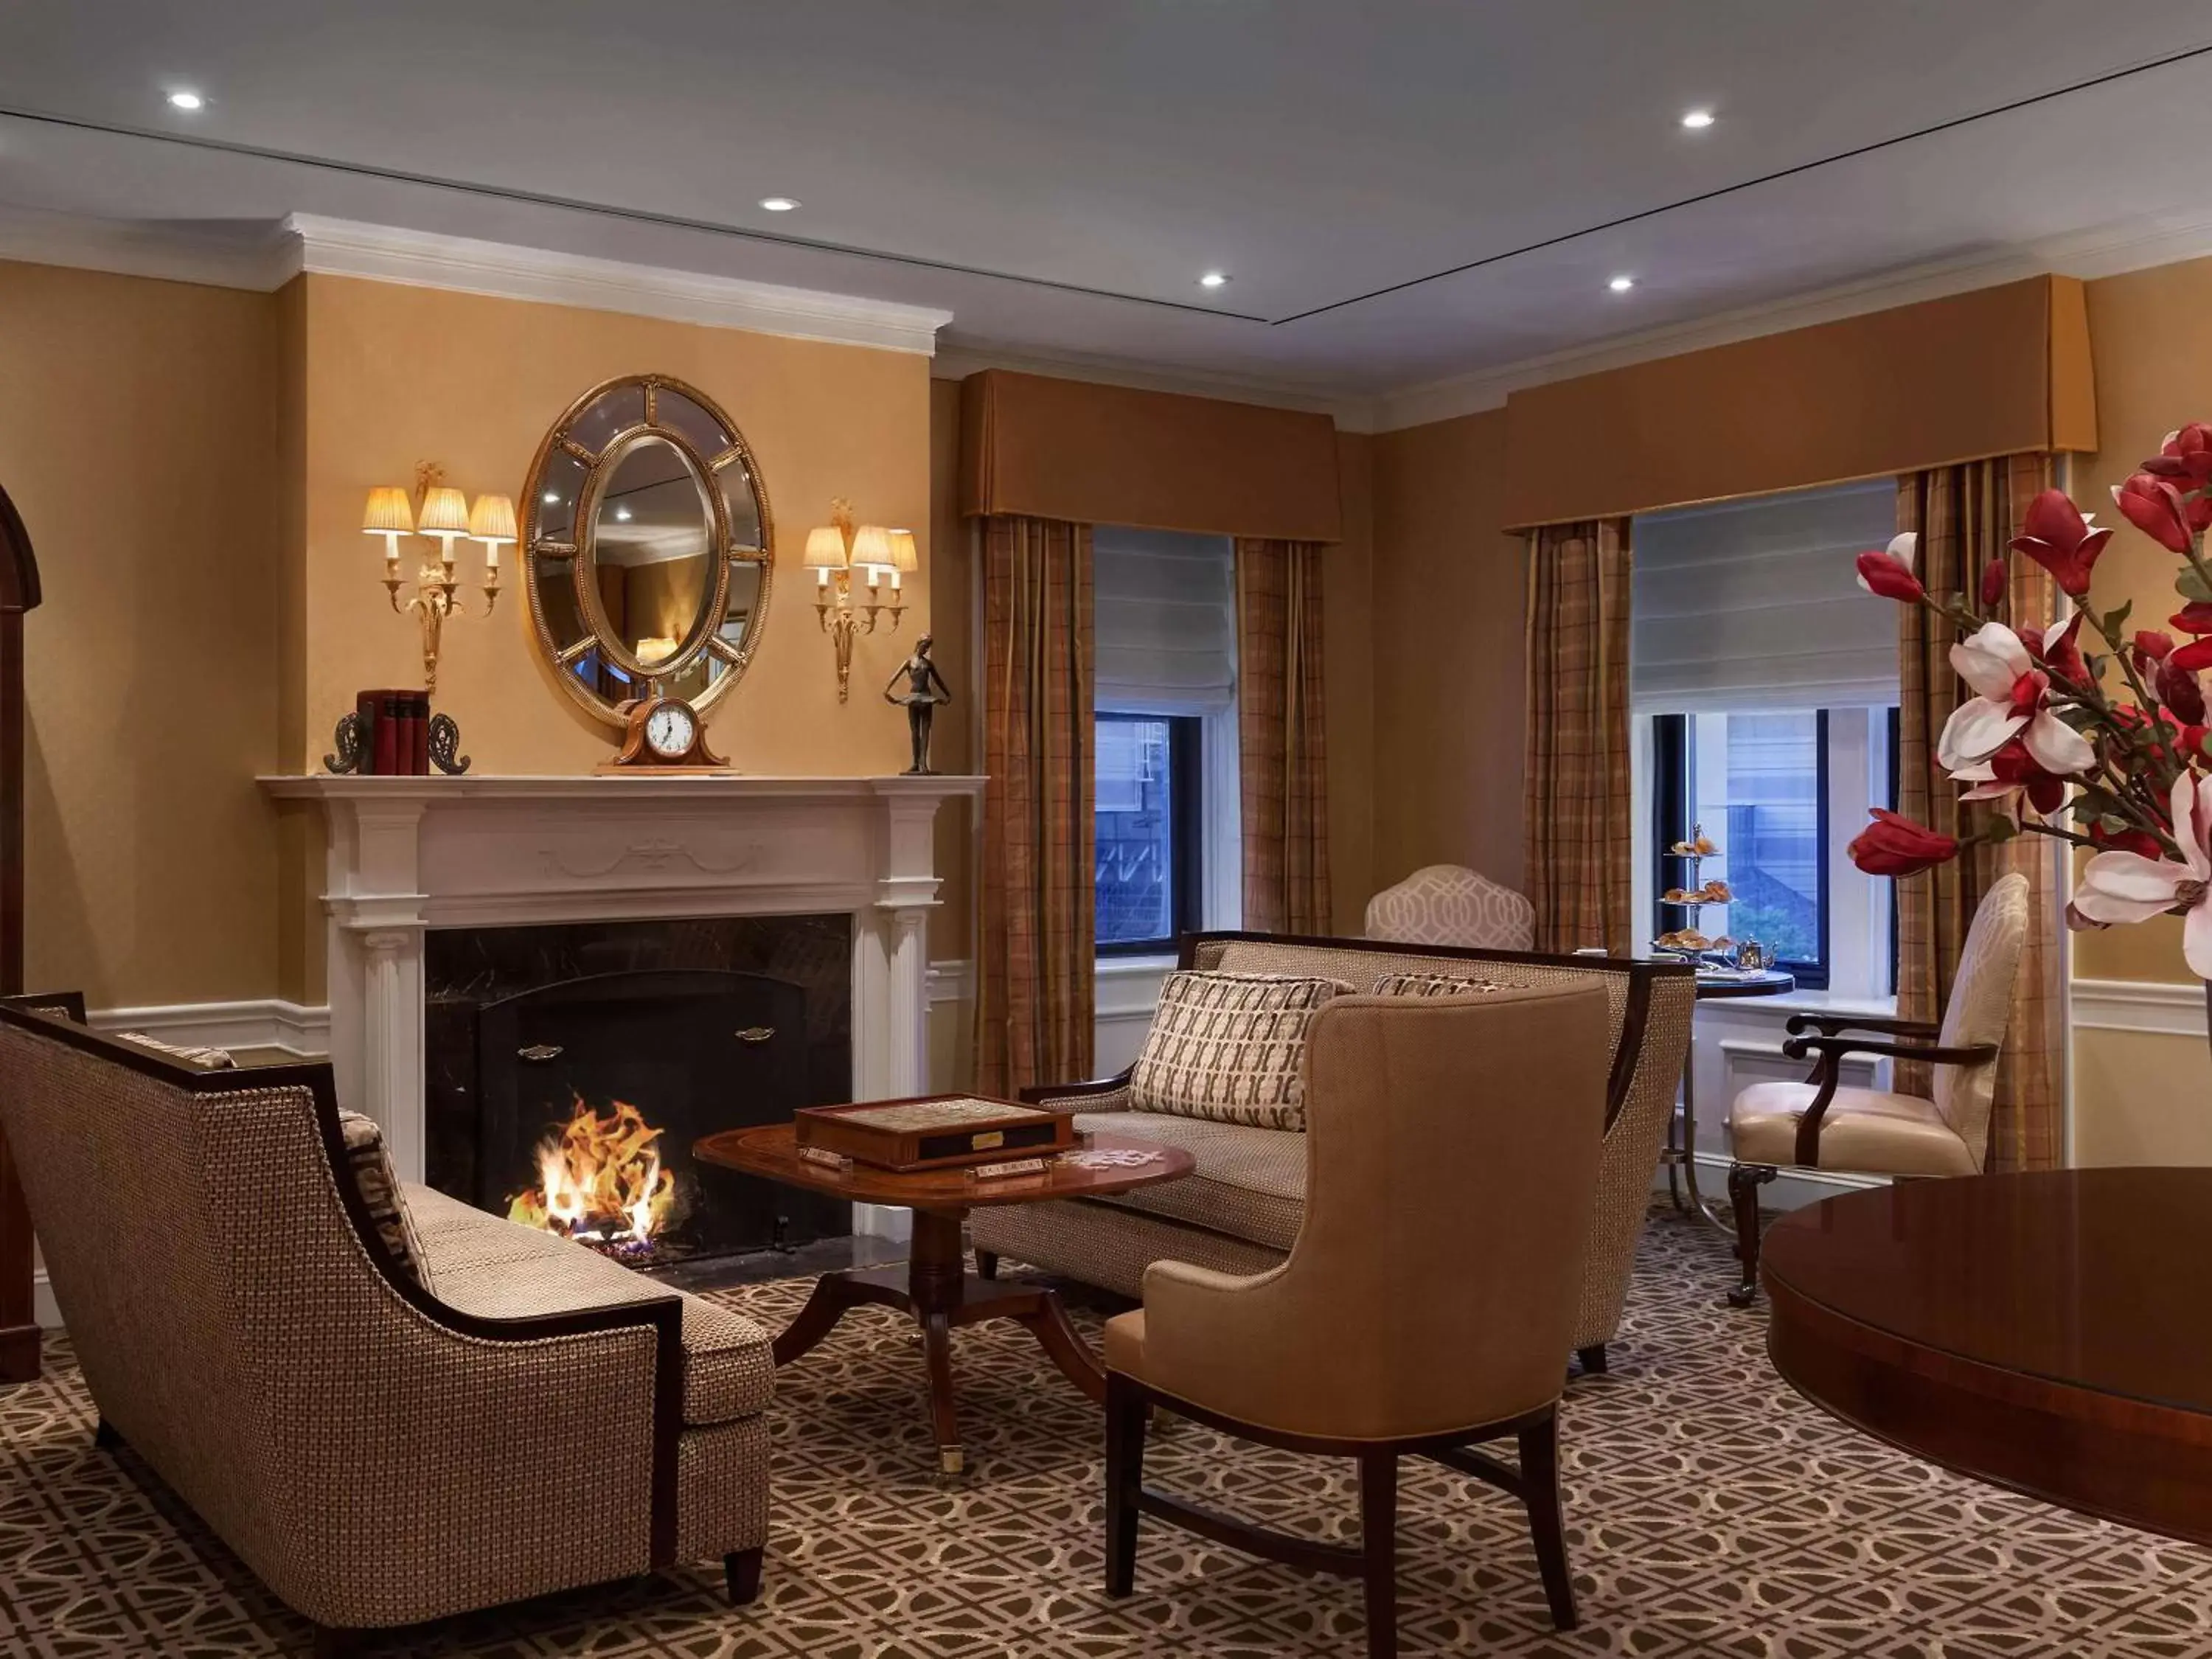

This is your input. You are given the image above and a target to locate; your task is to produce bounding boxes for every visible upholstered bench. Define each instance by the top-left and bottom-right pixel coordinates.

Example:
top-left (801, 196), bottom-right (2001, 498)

top-left (0, 996), bottom-right (773, 1656)
top-left (970, 931), bottom-right (1694, 1371)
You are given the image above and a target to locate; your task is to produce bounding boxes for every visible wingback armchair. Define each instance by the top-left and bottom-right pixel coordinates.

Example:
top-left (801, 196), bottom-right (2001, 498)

top-left (1102, 984), bottom-right (1613, 1659)
top-left (1725, 872), bottom-right (2030, 1305)
top-left (1363, 863), bottom-right (1537, 950)
top-left (0, 996), bottom-right (774, 1655)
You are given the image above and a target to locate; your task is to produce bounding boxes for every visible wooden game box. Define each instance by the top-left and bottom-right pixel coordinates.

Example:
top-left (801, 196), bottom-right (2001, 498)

top-left (793, 1094), bottom-right (1079, 1172)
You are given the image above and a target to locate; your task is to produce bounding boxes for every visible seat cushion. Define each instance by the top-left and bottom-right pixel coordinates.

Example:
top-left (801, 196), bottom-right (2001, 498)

top-left (1128, 970), bottom-right (1349, 1130)
top-left (1102, 1307), bottom-right (1147, 1377)
top-left (406, 1184), bottom-right (774, 1424)
top-left (1072, 1110), bottom-right (1305, 1251)
top-left (1730, 1082), bottom-right (1978, 1177)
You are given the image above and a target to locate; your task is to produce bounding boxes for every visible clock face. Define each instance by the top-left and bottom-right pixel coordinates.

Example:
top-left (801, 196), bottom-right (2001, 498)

top-left (644, 700), bottom-right (698, 759)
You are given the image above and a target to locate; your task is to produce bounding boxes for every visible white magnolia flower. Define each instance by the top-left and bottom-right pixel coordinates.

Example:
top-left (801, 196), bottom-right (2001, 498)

top-left (1854, 532), bottom-right (1918, 596)
top-left (1935, 621), bottom-right (2096, 778)
top-left (2071, 771), bottom-right (2212, 979)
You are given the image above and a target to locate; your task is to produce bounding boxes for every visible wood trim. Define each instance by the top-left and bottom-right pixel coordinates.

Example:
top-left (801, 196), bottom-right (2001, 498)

top-left (0, 487), bottom-right (42, 1385)
top-left (0, 999), bottom-right (689, 1564)
top-left (1018, 1068), bottom-right (1135, 1105)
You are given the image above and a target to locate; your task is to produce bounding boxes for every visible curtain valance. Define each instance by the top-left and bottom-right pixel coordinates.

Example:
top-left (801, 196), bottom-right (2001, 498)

top-left (1503, 275), bottom-right (2096, 531)
top-left (960, 369), bottom-right (1343, 543)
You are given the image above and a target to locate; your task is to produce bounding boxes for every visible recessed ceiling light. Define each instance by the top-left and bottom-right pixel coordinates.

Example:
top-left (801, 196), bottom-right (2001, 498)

top-left (166, 90), bottom-right (205, 111)
top-left (758, 196), bottom-right (799, 212)
top-left (1608, 274), bottom-right (1636, 293)
top-left (1680, 108), bottom-right (1714, 130)
top-left (1199, 271), bottom-right (1230, 289)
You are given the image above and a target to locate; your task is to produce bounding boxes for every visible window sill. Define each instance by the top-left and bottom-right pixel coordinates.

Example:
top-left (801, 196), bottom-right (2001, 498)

top-left (1097, 952), bottom-right (1178, 978)
top-left (1698, 987), bottom-right (1896, 1020)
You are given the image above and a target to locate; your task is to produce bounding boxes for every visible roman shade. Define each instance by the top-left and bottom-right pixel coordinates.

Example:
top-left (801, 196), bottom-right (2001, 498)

top-left (1504, 275), bottom-right (2096, 529)
top-left (1094, 526), bottom-right (1236, 713)
top-left (961, 369), bottom-right (1343, 543)
top-left (1630, 479), bottom-right (1900, 712)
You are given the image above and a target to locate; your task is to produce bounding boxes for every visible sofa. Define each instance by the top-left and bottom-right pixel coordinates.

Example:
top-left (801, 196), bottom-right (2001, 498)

top-left (0, 995), bottom-right (773, 1656)
top-left (969, 932), bottom-right (1695, 1370)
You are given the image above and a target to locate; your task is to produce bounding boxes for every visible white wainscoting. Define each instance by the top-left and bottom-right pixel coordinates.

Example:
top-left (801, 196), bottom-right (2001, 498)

top-left (88, 999), bottom-right (330, 1055)
top-left (2071, 977), bottom-right (2207, 1037)
top-left (922, 955), bottom-right (1167, 1092)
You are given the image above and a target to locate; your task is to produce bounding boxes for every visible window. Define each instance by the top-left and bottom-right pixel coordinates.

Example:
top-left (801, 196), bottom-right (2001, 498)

top-left (1091, 526), bottom-right (1239, 950)
top-left (1095, 713), bottom-right (1203, 952)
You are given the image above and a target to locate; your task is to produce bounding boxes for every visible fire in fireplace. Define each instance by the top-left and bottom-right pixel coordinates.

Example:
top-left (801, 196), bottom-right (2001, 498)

top-left (508, 1096), bottom-right (678, 1259)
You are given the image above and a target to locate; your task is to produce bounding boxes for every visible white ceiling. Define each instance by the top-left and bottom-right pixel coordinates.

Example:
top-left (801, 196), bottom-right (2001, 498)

top-left (5, 1), bottom-right (2212, 417)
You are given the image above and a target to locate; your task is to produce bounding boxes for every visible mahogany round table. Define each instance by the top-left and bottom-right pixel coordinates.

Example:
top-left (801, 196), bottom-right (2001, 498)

top-left (695, 1121), bottom-right (1194, 1476)
top-left (1762, 1168), bottom-right (2212, 1546)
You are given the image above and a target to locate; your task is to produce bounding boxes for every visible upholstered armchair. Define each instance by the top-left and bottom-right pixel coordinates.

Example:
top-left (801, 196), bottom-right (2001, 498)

top-left (1725, 872), bottom-right (2030, 1305)
top-left (1102, 984), bottom-right (1612, 1659)
top-left (0, 998), bottom-right (773, 1656)
top-left (1363, 863), bottom-right (1536, 950)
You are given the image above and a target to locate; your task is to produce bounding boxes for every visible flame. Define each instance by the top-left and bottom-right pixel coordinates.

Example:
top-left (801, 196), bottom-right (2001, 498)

top-left (508, 1096), bottom-right (677, 1253)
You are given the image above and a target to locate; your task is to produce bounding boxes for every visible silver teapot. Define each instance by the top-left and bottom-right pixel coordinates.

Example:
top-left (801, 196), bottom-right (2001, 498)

top-left (1731, 939), bottom-right (1769, 972)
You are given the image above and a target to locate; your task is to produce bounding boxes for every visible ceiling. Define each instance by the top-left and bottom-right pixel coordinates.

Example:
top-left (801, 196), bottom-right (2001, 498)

top-left (6, 1), bottom-right (2212, 414)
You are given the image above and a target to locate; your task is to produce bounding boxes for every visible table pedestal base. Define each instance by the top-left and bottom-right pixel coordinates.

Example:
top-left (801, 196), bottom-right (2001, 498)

top-left (771, 1208), bottom-right (1103, 1475)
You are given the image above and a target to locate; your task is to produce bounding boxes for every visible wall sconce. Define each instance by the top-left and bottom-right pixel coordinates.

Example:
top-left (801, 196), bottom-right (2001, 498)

top-left (805, 497), bottom-right (913, 701)
top-left (363, 462), bottom-right (510, 694)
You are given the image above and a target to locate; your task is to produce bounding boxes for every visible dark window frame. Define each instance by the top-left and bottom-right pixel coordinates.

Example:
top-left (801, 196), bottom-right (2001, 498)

top-left (1094, 712), bottom-right (1205, 957)
top-left (1651, 709), bottom-right (1832, 990)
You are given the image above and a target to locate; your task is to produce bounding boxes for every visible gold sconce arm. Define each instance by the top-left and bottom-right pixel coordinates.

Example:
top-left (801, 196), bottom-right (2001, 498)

top-left (363, 463), bottom-right (510, 695)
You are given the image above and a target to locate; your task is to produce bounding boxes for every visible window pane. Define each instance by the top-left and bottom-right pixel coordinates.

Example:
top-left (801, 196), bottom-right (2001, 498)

top-left (1096, 717), bottom-right (1175, 945)
top-left (1693, 711), bottom-right (1820, 967)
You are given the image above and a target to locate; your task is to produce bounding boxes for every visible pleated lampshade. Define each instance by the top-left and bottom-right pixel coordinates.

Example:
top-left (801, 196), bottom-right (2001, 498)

top-left (467, 493), bottom-right (518, 543)
top-left (804, 525), bottom-right (849, 568)
top-left (361, 486), bottom-right (414, 535)
top-left (417, 487), bottom-right (472, 538)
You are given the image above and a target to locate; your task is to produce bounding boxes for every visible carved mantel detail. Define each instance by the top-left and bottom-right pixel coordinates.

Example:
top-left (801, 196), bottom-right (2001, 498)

top-left (260, 773), bottom-right (984, 1233)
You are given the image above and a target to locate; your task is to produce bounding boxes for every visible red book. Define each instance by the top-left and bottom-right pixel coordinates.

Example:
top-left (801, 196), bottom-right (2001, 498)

top-left (355, 691), bottom-right (380, 775)
top-left (410, 692), bottom-right (431, 775)
top-left (373, 691), bottom-right (401, 776)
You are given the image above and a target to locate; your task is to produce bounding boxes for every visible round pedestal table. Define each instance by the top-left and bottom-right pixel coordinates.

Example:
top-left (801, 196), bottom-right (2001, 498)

top-left (1764, 1167), bottom-right (2212, 1545)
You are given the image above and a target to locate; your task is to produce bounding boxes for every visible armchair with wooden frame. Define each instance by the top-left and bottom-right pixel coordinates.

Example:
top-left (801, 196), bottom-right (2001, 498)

top-left (1724, 872), bottom-right (2029, 1306)
top-left (1100, 983), bottom-right (1613, 1659)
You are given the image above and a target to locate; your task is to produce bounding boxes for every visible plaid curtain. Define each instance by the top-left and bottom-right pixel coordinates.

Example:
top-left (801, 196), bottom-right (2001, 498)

top-left (1235, 539), bottom-right (1332, 934)
top-left (975, 515), bottom-right (1096, 1096)
top-left (1522, 519), bottom-right (1633, 954)
top-left (1896, 456), bottom-right (2062, 1171)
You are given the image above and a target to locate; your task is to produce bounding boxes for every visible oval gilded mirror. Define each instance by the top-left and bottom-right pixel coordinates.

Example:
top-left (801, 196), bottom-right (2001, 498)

top-left (520, 373), bottom-right (773, 726)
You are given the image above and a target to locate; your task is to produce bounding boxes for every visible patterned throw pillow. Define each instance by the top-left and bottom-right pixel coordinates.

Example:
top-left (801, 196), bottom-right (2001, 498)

top-left (337, 1110), bottom-right (431, 1292)
top-left (1370, 971), bottom-right (1504, 998)
top-left (1129, 971), bottom-right (1351, 1132)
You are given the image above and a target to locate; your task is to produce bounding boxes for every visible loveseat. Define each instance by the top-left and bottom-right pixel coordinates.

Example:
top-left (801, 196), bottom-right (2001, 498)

top-left (0, 995), bottom-right (773, 1656)
top-left (969, 933), bottom-right (1694, 1369)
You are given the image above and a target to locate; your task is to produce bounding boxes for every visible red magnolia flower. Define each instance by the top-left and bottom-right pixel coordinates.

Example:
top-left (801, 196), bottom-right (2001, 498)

top-left (2008, 488), bottom-right (2113, 597)
top-left (2089, 821), bottom-right (2164, 860)
top-left (2114, 471), bottom-right (2195, 554)
top-left (2175, 638), bottom-right (2212, 672)
top-left (2136, 629), bottom-right (2176, 661)
top-left (2027, 611), bottom-right (2089, 685)
top-left (2160, 658), bottom-right (2208, 724)
top-left (2174, 603), bottom-right (2212, 636)
top-left (2143, 422), bottom-right (2212, 489)
top-left (1959, 739), bottom-right (2067, 817)
top-left (1848, 809), bottom-right (1960, 877)
top-left (1854, 535), bottom-right (1923, 603)
top-left (1979, 558), bottom-right (2008, 608)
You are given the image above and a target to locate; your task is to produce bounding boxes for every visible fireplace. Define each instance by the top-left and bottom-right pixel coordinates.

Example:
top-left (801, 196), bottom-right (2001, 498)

top-left (425, 916), bottom-right (852, 1265)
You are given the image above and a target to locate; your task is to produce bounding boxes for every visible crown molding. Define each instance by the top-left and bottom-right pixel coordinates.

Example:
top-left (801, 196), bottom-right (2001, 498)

top-left (1369, 205), bottom-right (2212, 433)
top-left (269, 215), bottom-right (953, 355)
top-left (0, 201), bottom-right (285, 290)
top-left (933, 338), bottom-right (1380, 433)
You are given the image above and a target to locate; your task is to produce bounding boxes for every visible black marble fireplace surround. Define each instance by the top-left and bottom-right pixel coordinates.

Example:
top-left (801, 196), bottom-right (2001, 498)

top-left (425, 915), bottom-right (853, 1267)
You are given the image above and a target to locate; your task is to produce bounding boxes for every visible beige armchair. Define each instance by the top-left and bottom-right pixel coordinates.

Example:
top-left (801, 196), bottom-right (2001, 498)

top-left (1102, 984), bottom-right (1612, 1659)
top-left (0, 997), bottom-right (773, 1657)
top-left (1725, 872), bottom-right (2030, 1305)
top-left (1363, 863), bottom-right (1536, 950)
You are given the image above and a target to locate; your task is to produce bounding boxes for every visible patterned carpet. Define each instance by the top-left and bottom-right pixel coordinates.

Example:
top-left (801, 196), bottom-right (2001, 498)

top-left (4, 1210), bottom-right (2212, 1657)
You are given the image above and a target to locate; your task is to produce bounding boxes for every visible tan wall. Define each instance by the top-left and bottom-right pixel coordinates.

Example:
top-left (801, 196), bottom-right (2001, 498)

top-left (0, 259), bottom-right (283, 1009)
top-left (1369, 408), bottom-right (1523, 895)
top-left (293, 274), bottom-right (933, 778)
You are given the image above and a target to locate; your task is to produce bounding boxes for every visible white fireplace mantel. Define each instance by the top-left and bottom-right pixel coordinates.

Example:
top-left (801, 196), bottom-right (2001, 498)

top-left (261, 773), bottom-right (984, 1206)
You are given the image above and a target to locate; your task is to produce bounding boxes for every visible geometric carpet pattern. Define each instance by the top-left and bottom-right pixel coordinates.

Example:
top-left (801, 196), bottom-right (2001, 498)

top-left (4, 1210), bottom-right (2212, 1656)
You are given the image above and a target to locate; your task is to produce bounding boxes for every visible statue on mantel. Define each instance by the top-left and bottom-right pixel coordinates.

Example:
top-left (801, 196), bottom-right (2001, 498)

top-left (883, 635), bottom-right (953, 776)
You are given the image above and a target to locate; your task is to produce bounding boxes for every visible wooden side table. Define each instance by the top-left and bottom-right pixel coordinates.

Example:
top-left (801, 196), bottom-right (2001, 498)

top-left (695, 1118), bottom-right (1194, 1475)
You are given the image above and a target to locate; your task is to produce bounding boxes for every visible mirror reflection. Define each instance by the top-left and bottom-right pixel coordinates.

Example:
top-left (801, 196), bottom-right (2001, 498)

top-left (520, 374), bottom-right (774, 727)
